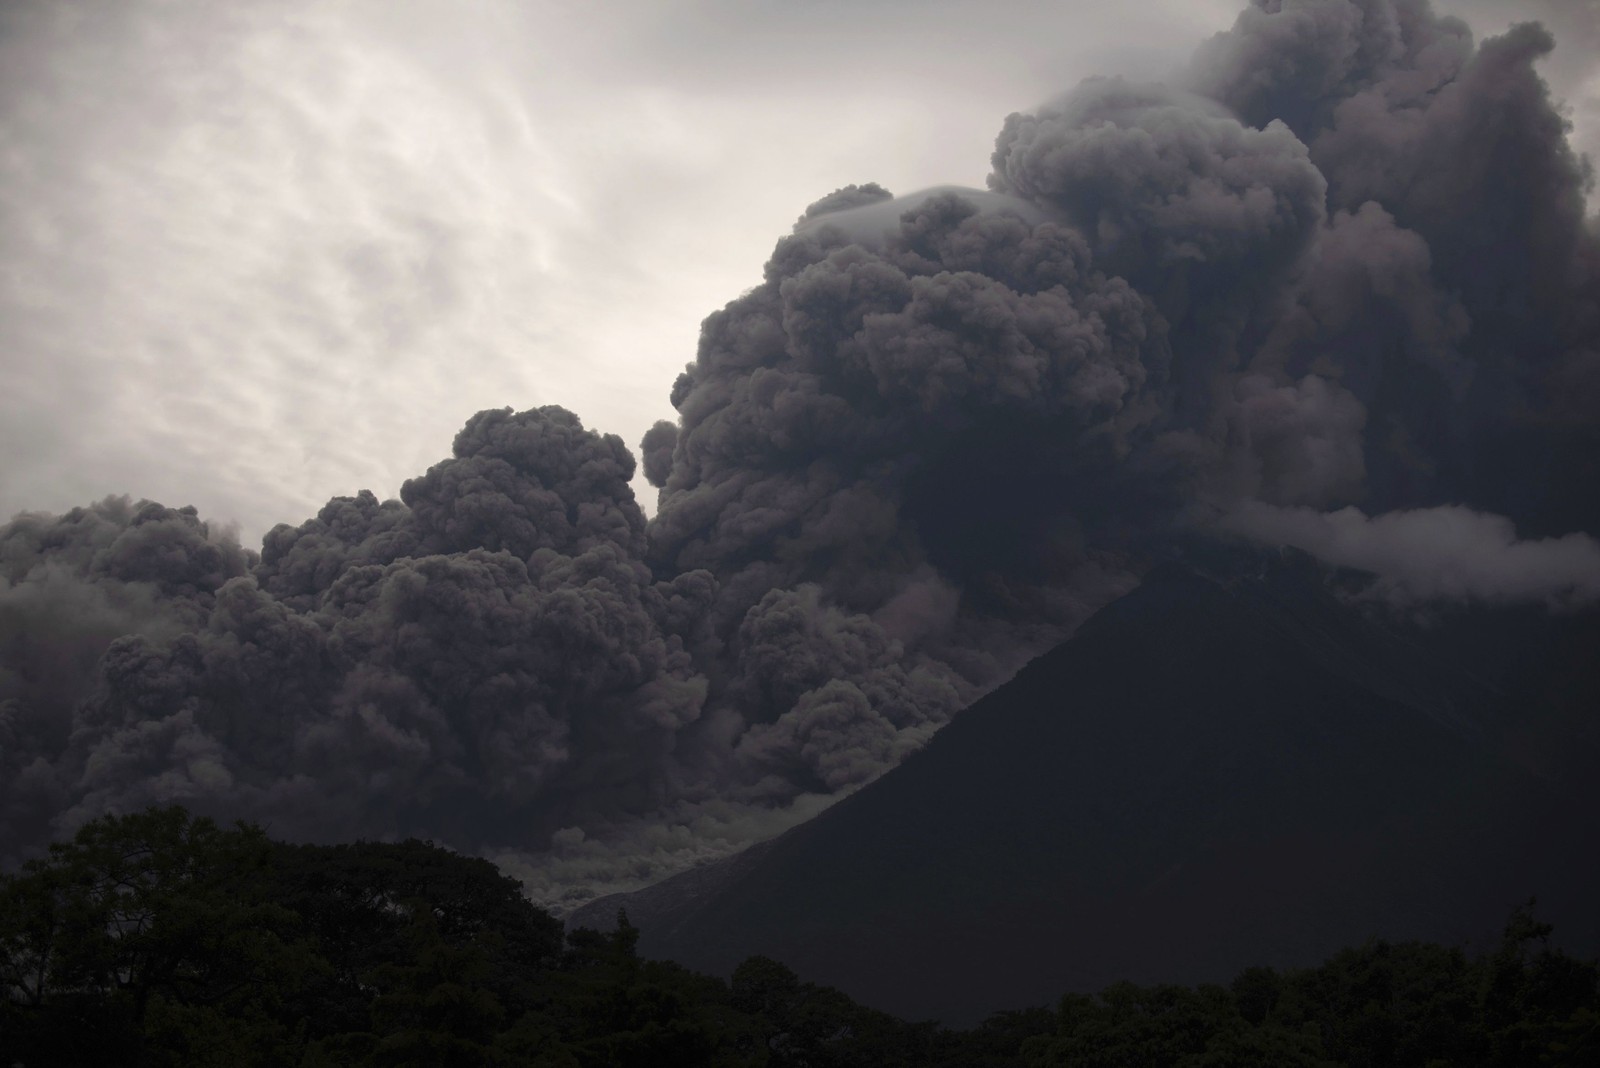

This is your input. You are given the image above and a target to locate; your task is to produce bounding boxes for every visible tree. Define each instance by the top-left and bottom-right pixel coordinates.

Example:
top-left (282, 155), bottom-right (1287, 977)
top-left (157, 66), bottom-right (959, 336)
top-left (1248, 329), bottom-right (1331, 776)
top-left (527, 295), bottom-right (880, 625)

top-left (262, 837), bottom-right (562, 1040)
top-left (0, 806), bottom-right (318, 1066)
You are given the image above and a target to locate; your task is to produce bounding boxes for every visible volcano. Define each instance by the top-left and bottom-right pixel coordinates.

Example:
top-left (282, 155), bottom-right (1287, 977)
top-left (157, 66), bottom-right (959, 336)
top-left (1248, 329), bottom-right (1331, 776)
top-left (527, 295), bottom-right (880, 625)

top-left (573, 553), bottom-right (1600, 1024)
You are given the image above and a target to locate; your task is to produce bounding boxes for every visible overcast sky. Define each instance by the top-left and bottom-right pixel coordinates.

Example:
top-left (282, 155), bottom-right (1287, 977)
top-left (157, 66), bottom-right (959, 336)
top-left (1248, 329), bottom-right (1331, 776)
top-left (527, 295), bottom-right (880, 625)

top-left (3, 0), bottom-right (1596, 546)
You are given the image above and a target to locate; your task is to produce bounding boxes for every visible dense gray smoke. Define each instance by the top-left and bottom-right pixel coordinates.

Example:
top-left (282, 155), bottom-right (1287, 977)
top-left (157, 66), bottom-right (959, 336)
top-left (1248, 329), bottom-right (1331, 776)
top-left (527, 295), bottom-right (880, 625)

top-left (3, 0), bottom-right (1597, 903)
top-left (1, 500), bottom-right (252, 859)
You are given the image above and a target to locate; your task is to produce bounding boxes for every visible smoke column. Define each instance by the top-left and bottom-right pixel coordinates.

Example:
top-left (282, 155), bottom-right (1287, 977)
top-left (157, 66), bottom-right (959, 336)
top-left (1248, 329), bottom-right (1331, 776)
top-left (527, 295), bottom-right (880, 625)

top-left (3, 0), bottom-right (1597, 905)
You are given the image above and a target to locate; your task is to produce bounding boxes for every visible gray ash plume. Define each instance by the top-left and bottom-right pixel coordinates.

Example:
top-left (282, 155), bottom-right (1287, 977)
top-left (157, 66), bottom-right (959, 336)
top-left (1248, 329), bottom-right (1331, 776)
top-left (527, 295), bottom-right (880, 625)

top-left (3, 0), bottom-right (1598, 903)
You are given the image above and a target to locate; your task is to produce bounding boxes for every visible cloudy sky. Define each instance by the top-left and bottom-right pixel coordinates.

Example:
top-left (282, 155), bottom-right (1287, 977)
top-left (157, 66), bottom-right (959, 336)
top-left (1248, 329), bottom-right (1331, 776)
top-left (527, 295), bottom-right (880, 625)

top-left (2, 0), bottom-right (1596, 546)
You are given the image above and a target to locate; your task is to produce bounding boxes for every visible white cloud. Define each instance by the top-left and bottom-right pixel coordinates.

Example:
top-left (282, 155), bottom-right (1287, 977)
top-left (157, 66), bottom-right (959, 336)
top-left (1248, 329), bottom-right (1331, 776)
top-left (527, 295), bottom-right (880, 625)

top-left (1221, 501), bottom-right (1600, 608)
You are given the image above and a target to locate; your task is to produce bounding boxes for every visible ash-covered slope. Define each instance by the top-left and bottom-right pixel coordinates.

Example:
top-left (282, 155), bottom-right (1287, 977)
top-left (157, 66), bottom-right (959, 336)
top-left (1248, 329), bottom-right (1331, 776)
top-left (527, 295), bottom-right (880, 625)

top-left (573, 557), bottom-right (1600, 1024)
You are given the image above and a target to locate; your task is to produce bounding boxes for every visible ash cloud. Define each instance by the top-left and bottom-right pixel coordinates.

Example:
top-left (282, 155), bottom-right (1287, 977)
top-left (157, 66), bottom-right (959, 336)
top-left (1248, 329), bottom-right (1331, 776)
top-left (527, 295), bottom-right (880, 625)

top-left (1, 499), bottom-right (251, 862)
top-left (3, 0), bottom-right (1598, 904)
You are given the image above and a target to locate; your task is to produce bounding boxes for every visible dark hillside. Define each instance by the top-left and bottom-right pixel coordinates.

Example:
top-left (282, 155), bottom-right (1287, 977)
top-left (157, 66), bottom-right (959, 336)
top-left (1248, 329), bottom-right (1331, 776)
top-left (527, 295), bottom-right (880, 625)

top-left (576, 558), bottom-right (1600, 1024)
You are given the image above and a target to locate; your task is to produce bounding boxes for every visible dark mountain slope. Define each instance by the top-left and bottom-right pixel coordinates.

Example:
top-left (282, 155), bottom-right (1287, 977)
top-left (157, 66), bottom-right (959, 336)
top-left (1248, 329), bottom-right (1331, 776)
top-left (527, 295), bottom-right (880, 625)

top-left (574, 558), bottom-right (1600, 1024)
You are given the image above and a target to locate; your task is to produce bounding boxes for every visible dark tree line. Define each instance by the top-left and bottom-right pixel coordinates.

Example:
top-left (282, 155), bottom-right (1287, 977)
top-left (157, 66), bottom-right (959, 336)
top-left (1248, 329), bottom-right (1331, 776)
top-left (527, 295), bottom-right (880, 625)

top-left (2, 807), bottom-right (1595, 1066)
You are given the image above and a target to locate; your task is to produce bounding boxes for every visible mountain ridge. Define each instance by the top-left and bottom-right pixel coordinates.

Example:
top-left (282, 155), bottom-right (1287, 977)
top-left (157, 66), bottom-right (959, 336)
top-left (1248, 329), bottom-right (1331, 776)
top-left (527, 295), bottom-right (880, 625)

top-left (571, 557), bottom-right (1600, 1024)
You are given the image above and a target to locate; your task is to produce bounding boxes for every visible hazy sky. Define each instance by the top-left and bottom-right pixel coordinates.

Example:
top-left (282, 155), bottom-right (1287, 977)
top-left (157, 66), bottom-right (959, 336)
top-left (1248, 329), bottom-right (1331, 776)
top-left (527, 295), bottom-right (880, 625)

top-left (3, 0), bottom-right (1595, 545)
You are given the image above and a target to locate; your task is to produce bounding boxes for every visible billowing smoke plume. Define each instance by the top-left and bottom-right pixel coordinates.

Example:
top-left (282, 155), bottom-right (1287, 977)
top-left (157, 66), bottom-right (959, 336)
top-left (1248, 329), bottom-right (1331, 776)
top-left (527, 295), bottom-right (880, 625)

top-left (1, 500), bottom-right (252, 858)
top-left (3, 0), bottom-right (1597, 903)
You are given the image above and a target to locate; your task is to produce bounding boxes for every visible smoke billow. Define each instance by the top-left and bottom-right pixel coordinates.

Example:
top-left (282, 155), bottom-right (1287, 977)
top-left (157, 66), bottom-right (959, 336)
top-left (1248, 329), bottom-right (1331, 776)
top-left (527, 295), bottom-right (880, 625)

top-left (1, 500), bottom-right (252, 858)
top-left (3, 0), bottom-right (1597, 903)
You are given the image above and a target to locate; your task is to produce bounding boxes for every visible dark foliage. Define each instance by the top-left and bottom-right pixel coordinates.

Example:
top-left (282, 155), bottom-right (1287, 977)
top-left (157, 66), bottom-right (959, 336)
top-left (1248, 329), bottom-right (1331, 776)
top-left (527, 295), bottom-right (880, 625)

top-left (3, 808), bottom-right (1596, 1066)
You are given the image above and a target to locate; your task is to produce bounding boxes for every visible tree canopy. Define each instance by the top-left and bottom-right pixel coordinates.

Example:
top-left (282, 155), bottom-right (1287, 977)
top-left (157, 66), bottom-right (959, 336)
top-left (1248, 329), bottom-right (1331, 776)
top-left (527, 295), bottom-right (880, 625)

top-left (2, 807), bottom-right (1596, 1066)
